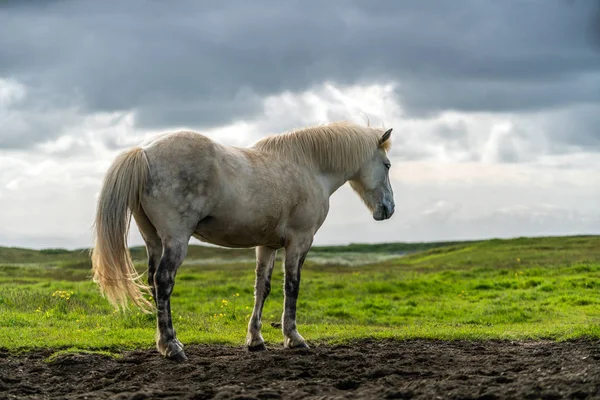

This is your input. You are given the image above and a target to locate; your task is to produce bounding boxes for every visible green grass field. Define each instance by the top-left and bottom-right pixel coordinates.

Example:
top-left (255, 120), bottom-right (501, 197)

top-left (1, 236), bottom-right (599, 352)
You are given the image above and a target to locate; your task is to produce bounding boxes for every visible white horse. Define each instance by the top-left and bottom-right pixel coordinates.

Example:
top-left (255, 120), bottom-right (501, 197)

top-left (91, 121), bottom-right (394, 361)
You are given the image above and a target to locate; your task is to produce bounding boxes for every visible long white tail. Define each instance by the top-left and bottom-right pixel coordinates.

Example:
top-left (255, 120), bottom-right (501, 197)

top-left (91, 147), bottom-right (154, 312)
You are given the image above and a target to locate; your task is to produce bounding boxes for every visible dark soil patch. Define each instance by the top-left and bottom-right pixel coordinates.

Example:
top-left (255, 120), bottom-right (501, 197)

top-left (1, 339), bottom-right (599, 399)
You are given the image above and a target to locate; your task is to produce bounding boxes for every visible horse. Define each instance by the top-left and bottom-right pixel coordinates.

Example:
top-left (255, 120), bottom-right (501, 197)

top-left (91, 121), bottom-right (395, 362)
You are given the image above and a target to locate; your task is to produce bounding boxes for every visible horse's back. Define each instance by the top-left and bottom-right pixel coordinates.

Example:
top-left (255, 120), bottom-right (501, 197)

top-left (137, 130), bottom-right (329, 248)
top-left (143, 130), bottom-right (216, 159)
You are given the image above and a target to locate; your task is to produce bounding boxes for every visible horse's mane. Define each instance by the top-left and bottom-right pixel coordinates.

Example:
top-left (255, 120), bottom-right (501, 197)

top-left (253, 121), bottom-right (391, 172)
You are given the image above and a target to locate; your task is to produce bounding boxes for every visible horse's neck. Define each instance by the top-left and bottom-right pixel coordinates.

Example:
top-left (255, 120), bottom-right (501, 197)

top-left (317, 171), bottom-right (352, 197)
top-left (247, 144), bottom-right (353, 197)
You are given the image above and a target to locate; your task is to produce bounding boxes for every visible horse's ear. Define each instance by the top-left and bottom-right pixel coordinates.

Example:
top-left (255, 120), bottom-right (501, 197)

top-left (379, 128), bottom-right (392, 145)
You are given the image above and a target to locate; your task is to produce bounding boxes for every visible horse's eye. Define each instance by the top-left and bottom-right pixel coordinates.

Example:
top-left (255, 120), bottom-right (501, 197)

top-left (384, 163), bottom-right (391, 170)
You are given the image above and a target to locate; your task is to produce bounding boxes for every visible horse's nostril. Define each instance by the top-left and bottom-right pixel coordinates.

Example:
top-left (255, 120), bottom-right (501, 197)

top-left (384, 203), bottom-right (395, 219)
top-left (382, 204), bottom-right (389, 219)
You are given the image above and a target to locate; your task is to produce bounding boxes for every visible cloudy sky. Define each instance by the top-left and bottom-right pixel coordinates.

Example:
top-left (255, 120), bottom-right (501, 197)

top-left (1, 0), bottom-right (600, 249)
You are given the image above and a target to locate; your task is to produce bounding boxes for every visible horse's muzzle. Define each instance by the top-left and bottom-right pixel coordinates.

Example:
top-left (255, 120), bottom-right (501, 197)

top-left (373, 202), bottom-right (395, 221)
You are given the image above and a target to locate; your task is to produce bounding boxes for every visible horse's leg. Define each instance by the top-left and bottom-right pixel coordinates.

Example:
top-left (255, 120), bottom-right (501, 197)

top-left (154, 238), bottom-right (188, 362)
top-left (282, 239), bottom-right (312, 349)
top-left (134, 209), bottom-right (186, 352)
top-left (246, 246), bottom-right (277, 351)
top-left (133, 209), bottom-right (162, 304)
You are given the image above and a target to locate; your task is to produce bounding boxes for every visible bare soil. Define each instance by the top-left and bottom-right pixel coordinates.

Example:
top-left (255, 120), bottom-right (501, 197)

top-left (1, 339), bottom-right (599, 399)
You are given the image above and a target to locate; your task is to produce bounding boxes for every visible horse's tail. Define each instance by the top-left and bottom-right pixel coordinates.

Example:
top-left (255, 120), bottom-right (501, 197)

top-left (91, 147), bottom-right (154, 312)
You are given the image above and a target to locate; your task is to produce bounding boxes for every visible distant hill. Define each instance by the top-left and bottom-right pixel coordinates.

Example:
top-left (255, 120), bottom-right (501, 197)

top-left (3, 236), bottom-right (597, 267)
top-left (0, 240), bottom-right (472, 266)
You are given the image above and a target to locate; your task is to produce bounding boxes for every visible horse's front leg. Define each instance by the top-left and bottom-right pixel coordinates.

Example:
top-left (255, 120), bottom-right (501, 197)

top-left (282, 239), bottom-right (311, 349)
top-left (154, 240), bottom-right (188, 362)
top-left (246, 246), bottom-right (277, 351)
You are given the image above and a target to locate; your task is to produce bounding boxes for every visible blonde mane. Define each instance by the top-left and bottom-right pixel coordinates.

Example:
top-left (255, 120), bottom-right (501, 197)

top-left (253, 121), bottom-right (391, 172)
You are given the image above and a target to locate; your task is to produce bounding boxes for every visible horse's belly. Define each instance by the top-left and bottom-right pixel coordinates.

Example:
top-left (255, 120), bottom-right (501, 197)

top-left (193, 216), bottom-right (283, 249)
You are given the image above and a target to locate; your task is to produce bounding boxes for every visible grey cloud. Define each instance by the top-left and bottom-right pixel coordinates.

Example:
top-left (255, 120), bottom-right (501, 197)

top-left (0, 105), bottom-right (83, 149)
top-left (431, 120), bottom-right (474, 158)
top-left (396, 72), bottom-right (600, 117)
top-left (1, 0), bottom-right (599, 149)
top-left (389, 119), bottom-right (477, 162)
top-left (540, 104), bottom-right (600, 152)
top-left (134, 92), bottom-right (263, 131)
top-left (589, 0), bottom-right (600, 47)
top-left (481, 123), bottom-right (535, 164)
top-left (488, 136), bottom-right (523, 164)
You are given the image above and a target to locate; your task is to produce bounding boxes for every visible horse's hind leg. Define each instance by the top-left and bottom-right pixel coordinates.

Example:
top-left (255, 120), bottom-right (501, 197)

top-left (154, 238), bottom-right (189, 361)
top-left (246, 246), bottom-right (277, 351)
top-left (133, 209), bottom-right (162, 304)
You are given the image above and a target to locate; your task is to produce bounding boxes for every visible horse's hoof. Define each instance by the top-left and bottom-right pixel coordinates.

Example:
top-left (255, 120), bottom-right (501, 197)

top-left (248, 342), bottom-right (268, 352)
top-left (168, 350), bottom-right (188, 362)
top-left (289, 342), bottom-right (310, 350)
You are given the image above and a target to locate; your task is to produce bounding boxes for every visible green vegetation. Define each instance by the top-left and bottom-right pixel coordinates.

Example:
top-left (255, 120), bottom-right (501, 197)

top-left (0, 236), bottom-right (599, 352)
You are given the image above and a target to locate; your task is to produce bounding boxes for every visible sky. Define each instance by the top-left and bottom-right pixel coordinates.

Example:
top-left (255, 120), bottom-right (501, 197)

top-left (1, 0), bottom-right (600, 249)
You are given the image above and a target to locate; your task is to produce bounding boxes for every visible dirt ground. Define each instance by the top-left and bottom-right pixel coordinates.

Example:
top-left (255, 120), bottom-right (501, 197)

top-left (1, 339), bottom-right (599, 400)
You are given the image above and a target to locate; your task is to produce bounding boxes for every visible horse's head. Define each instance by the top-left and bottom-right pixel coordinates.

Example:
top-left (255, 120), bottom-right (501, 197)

top-left (349, 128), bottom-right (395, 221)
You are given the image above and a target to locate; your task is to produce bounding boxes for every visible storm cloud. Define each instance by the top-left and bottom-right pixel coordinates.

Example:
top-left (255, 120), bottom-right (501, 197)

top-left (1, 0), bottom-right (599, 148)
top-left (1, 1), bottom-right (600, 249)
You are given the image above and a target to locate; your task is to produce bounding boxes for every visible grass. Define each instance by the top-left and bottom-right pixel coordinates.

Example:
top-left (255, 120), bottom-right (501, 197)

top-left (0, 235), bottom-right (599, 352)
